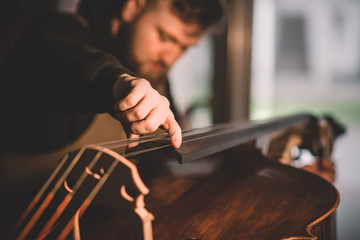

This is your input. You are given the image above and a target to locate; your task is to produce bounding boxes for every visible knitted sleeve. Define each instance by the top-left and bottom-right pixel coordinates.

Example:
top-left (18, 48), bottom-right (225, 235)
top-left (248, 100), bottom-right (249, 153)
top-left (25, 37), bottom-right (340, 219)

top-left (2, 14), bottom-right (130, 114)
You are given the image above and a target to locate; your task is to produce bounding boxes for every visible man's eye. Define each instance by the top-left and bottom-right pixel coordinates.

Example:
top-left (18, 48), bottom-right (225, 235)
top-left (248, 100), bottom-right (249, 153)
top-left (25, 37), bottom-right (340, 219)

top-left (158, 30), bottom-right (165, 41)
top-left (158, 30), bottom-right (169, 42)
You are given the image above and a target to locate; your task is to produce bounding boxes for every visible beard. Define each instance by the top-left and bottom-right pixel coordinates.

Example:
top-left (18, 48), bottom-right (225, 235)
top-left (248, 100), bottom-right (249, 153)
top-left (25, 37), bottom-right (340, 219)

top-left (110, 22), bottom-right (168, 89)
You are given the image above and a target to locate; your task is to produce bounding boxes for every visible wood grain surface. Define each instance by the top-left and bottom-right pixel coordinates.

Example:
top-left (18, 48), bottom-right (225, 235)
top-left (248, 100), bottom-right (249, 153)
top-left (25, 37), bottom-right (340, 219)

top-left (137, 148), bottom-right (339, 240)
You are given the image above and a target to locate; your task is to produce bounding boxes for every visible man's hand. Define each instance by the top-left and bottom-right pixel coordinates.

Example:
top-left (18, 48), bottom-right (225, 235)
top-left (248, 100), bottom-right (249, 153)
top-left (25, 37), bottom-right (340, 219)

top-left (113, 73), bottom-right (182, 148)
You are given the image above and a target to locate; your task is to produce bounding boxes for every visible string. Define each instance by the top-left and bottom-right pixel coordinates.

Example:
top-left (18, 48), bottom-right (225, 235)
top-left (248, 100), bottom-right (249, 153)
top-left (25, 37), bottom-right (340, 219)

top-left (98, 115), bottom-right (272, 152)
top-left (94, 115), bottom-right (286, 160)
top-left (94, 118), bottom-right (254, 157)
top-left (98, 114), bottom-right (311, 163)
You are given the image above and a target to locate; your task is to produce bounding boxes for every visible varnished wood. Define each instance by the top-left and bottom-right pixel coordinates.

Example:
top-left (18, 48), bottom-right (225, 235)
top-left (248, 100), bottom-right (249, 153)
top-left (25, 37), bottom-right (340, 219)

top-left (8, 114), bottom-right (342, 239)
top-left (79, 147), bottom-right (339, 240)
top-left (140, 149), bottom-right (338, 240)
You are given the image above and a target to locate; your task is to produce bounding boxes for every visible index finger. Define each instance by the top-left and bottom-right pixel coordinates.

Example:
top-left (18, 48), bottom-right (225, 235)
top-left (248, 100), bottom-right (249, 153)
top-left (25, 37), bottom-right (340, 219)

top-left (162, 115), bottom-right (182, 149)
top-left (117, 80), bottom-right (151, 111)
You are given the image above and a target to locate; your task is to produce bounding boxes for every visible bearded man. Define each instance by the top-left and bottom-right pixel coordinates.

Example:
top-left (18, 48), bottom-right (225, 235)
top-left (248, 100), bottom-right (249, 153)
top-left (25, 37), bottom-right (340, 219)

top-left (0, 0), bottom-right (224, 235)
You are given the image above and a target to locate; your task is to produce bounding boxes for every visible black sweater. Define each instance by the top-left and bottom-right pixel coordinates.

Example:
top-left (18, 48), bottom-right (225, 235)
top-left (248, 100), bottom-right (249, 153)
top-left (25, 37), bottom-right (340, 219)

top-left (0, 12), bottom-right (129, 152)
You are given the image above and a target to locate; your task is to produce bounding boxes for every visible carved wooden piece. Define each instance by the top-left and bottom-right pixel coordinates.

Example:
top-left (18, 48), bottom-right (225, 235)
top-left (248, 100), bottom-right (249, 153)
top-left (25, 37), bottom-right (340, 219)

top-left (8, 145), bottom-right (153, 240)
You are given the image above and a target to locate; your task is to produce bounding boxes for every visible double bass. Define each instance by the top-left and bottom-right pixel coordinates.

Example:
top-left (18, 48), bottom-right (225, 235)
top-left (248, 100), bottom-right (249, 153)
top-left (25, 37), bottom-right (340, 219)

top-left (7, 113), bottom-right (345, 239)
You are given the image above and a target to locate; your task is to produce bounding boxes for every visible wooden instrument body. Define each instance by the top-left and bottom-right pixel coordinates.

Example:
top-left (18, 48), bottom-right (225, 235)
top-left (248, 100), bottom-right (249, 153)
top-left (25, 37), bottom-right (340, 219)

top-left (140, 149), bottom-right (338, 240)
top-left (6, 114), bottom-right (343, 240)
top-left (81, 148), bottom-right (337, 240)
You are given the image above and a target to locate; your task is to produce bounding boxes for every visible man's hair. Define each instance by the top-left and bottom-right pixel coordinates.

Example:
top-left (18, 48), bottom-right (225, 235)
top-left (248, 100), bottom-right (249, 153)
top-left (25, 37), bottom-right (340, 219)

top-left (169, 0), bottom-right (225, 30)
top-left (78, 0), bottom-right (225, 35)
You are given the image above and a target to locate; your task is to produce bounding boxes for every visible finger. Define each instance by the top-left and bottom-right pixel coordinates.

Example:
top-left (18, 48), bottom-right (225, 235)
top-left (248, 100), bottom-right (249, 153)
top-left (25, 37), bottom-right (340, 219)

top-left (118, 107), bottom-right (182, 148)
top-left (130, 107), bottom-right (163, 135)
top-left (162, 114), bottom-right (182, 149)
top-left (115, 112), bottom-right (131, 135)
top-left (116, 80), bottom-right (151, 111)
top-left (121, 90), bottom-right (162, 122)
top-left (115, 112), bottom-right (141, 148)
top-left (127, 133), bottom-right (140, 149)
top-left (130, 106), bottom-right (182, 148)
top-left (128, 94), bottom-right (170, 134)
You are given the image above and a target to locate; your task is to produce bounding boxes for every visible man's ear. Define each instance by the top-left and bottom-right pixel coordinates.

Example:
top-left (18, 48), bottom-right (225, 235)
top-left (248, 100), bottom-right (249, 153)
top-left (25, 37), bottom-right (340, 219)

top-left (122, 0), bottom-right (146, 22)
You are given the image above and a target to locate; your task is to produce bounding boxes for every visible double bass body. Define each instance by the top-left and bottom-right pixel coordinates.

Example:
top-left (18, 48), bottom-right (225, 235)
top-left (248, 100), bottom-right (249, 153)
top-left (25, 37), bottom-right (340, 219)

top-left (135, 148), bottom-right (338, 240)
top-left (9, 114), bottom-right (342, 239)
top-left (82, 114), bottom-right (341, 240)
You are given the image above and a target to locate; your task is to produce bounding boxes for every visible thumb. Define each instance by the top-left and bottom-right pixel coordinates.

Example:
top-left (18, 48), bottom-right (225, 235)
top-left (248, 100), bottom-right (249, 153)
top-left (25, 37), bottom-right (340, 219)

top-left (127, 133), bottom-right (140, 149)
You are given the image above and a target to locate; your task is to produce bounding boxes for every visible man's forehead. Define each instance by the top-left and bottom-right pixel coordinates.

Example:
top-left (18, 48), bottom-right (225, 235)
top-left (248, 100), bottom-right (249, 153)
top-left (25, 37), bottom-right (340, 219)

top-left (148, 0), bottom-right (204, 45)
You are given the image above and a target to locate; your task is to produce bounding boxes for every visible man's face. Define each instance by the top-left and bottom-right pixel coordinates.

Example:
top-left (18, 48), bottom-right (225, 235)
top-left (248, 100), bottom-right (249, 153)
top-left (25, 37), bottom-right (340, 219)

top-left (116, 0), bottom-right (204, 86)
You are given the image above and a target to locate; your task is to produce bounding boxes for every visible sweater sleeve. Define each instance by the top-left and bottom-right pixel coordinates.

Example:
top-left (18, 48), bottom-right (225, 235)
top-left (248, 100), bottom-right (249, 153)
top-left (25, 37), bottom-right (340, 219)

top-left (2, 15), bottom-right (129, 114)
